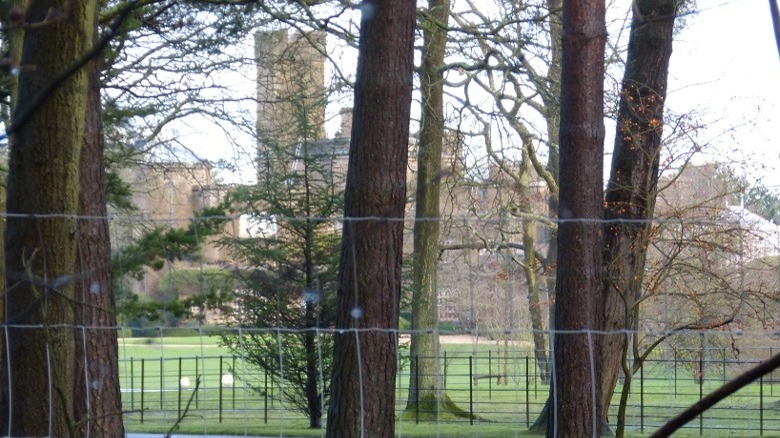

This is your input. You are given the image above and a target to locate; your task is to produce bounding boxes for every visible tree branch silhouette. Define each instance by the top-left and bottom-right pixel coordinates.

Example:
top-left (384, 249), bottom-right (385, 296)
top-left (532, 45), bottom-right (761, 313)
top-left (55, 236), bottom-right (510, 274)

top-left (7, 0), bottom-right (141, 136)
top-left (652, 353), bottom-right (780, 437)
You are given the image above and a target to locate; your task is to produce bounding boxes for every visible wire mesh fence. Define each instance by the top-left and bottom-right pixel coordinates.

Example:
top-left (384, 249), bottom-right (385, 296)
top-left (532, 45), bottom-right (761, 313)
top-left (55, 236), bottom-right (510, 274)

top-left (2, 175), bottom-right (779, 437)
top-left (116, 333), bottom-right (780, 436)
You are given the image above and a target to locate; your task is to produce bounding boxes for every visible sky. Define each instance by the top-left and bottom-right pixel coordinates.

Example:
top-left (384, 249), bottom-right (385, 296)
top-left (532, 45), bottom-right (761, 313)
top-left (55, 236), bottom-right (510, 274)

top-left (171, 0), bottom-right (780, 190)
top-left (663, 0), bottom-right (780, 188)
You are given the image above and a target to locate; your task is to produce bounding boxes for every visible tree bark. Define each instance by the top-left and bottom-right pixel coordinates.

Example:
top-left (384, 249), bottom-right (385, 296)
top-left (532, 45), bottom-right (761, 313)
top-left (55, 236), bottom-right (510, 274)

top-left (547, 0), bottom-right (606, 437)
top-left (518, 151), bottom-right (550, 384)
top-left (530, 0), bottom-right (562, 429)
top-left (600, 2), bottom-right (678, 435)
top-left (303, 325), bottom-right (322, 428)
top-left (2, 0), bottom-right (96, 435)
top-left (407, 0), bottom-right (451, 414)
top-left (325, 1), bottom-right (416, 437)
top-left (0, 0), bottom-right (28, 372)
top-left (72, 11), bottom-right (125, 434)
top-left (303, 149), bottom-right (324, 429)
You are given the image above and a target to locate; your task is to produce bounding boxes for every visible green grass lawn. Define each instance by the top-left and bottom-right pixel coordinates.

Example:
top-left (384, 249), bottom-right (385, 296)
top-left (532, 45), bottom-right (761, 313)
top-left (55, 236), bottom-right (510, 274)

top-left (117, 336), bottom-right (780, 437)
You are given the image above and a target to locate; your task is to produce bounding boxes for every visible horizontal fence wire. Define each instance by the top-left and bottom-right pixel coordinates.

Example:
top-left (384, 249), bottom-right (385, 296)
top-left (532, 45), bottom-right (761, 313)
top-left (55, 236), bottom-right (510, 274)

top-left (1, 207), bottom-right (779, 436)
top-left (111, 328), bottom-right (780, 436)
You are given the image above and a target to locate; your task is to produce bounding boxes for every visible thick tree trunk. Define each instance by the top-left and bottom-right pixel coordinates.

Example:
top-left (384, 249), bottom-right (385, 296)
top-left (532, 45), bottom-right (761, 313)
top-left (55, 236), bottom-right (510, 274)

top-left (407, 0), bottom-right (451, 414)
top-left (525, 274), bottom-right (550, 382)
top-left (72, 23), bottom-right (125, 435)
top-left (600, 2), bottom-right (678, 435)
top-left (529, 0), bottom-right (562, 430)
top-left (325, 1), bottom-right (416, 437)
top-left (0, 0), bottom-right (27, 357)
top-left (547, 1), bottom-right (606, 437)
top-left (2, 0), bottom-right (96, 435)
top-left (518, 155), bottom-right (550, 383)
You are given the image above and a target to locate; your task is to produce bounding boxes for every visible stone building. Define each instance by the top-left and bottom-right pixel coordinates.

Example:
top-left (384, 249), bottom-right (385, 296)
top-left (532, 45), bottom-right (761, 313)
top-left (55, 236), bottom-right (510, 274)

top-left (120, 161), bottom-right (228, 263)
top-left (255, 29), bottom-right (327, 182)
top-left (115, 162), bottom-right (233, 309)
top-left (120, 27), bottom-right (554, 329)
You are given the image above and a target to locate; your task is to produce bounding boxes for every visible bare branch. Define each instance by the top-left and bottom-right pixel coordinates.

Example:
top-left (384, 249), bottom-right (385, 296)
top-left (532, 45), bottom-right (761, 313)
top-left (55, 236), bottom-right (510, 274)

top-left (8, 0), bottom-right (141, 136)
top-left (652, 352), bottom-right (780, 437)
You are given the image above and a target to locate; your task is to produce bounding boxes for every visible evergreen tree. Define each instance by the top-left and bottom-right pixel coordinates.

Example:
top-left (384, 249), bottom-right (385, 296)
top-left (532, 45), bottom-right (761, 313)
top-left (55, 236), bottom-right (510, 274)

top-left (220, 43), bottom-right (343, 426)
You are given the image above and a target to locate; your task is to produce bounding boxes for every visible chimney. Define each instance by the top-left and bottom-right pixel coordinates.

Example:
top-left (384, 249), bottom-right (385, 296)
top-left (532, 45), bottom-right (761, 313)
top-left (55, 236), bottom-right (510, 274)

top-left (337, 107), bottom-right (353, 138)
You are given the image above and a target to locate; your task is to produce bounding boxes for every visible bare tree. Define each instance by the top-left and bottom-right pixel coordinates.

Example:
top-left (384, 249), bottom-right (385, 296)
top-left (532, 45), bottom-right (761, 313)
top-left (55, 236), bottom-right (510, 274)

top-left (443, 0), bottom-right (565, 383)
top-left (407, 0), bottom-right (463, 417)
top-left (600, 1), bottom-right (679, 435)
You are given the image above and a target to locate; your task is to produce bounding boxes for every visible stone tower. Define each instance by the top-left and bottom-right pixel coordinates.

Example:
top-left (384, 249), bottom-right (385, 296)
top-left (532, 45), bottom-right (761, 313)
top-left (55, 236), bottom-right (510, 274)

top-left (255, 29), bottom-right (326, 180)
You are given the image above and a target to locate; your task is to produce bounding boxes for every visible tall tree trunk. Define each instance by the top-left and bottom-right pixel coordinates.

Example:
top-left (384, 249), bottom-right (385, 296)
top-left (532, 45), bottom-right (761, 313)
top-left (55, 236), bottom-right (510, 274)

top-left (2, 0), bottom-right (96, 435)
top-left (600, 2), bottom-right (678, 435)
top-left (518, 150), bottom-right (550, 383)
top-left (547, 0), bottom-right (606, 437)
top-left (407, 0), bottom-right (451, 414)
top-left (0, 0), bottom-right (29, 365)
top-left (72, 12), bottom-right (125, 434)
top-left (530, 0), bottom-right (562, 430)
top-left (325, 1), bottom-right (416, 437)
top-left (543, 0), bottom-right (562, 291)
top-left (303, 156), bottom-right (324, 429)
top-left (6, 0), bottom-right (27, 110)
top-left (303, 324), bottom-right (322, 428)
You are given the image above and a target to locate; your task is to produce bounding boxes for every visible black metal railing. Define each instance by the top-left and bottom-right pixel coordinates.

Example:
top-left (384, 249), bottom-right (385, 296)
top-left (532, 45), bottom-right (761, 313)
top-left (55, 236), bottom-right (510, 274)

top-left (118, 347), bottom-right (780, 435)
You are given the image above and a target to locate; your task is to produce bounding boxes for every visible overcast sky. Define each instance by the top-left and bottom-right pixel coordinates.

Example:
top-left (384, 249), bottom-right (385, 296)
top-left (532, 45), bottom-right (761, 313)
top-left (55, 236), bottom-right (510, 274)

top-left (177, 0), bottom-right (780, 190)
top-left (664, 0), bottom-right (780, 188)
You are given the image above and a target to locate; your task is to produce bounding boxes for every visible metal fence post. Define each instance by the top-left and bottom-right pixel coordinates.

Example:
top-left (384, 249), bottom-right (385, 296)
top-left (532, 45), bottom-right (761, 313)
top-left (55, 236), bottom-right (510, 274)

top-left (219, 356), bottom-right (223, 423)
top-left (699, 353), bottom-right (704, 435)
top-left (640, 363), bottom-right (645, 433)
top-left (443, 351), bottom-right (447, 390)
top-left (534, 358), bottom-right (538, 397)
top-left (130, 357), bottom-right (135, 411)
top-left (415, 354), bottom-right (419, 424)
top-left (264, 369), bottom-right (268, 424)
top-left (232, 355), bottom-right (236, 409)
top-left (141, 358), bottom-right (145, 424)
top-left (760, 375), bottom-right (764, 436)
top-left (488, 350), bottom-right (492, 400)
top-left (160, 358), bottom-right (164, 410)
top-left (178, 357), bottom-right (183, 418)
top-left (194, 357), bottom-right (199, 409)
top-left (673, 349), bottom-right (677, 397)
top-left (469, 355), bottom-right (474, 426)
top-left (525, 355), bottom-right (530, 427)
top-left (769, 347), bottom-right (775, 397)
